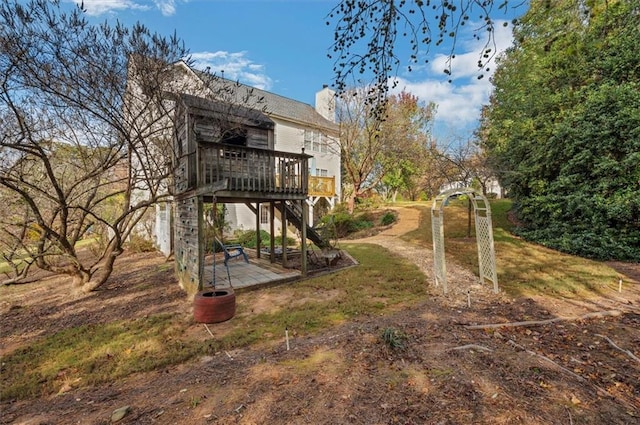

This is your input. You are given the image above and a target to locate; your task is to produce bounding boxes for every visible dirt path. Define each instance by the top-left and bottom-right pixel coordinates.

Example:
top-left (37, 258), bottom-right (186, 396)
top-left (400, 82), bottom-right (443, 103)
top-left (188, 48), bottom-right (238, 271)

top-left (349, 206), bottom-right (640, 316)
top-left (347, 207), bottom-right (509, 309)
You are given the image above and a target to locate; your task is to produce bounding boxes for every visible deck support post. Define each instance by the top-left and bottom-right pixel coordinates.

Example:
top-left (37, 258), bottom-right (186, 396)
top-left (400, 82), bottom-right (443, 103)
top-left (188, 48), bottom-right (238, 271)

top-left (301, 199), bottom-right (308, 277)
top-left (269, 201), bottom-right (275, 263)
top-left (198, 196), bottom-right (205, 291)
top-left (255, 202), bottom-right (261, 259)
top-left (282, 201), bottom-right (288, 268)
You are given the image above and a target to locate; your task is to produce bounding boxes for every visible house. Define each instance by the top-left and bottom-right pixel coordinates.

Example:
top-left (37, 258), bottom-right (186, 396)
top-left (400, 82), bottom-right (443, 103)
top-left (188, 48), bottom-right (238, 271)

top-left (128, 61), bottom-right (341, 292)
top-left (438, 178), bottom-right (503, 199)
top-left (187, 71), bottom-right (341, 236)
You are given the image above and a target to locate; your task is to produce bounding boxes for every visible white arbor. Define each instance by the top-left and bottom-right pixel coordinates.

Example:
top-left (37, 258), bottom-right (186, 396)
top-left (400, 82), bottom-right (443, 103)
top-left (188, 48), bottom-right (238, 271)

top-left (431, 188), bottom-right (498, 294)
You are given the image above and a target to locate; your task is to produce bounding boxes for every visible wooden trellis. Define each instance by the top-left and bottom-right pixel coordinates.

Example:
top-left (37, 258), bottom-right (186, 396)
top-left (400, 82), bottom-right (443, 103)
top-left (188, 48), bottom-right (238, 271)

top-left (431, 188), bottom-right (498, 294)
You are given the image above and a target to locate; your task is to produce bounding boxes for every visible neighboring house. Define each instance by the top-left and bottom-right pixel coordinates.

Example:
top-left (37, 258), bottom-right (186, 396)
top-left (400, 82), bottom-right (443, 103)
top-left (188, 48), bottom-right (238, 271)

top-left (439, 178), bottom-right (503, 199)
top-left (131, 61), bottom-right (341, 257)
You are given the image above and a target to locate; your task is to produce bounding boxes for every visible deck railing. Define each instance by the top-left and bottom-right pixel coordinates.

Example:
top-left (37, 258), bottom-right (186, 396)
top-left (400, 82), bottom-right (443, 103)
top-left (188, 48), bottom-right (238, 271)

top-left (198, 143), bottom-right (309, 195)
top-left (308, 176), bottom-right (336, 197)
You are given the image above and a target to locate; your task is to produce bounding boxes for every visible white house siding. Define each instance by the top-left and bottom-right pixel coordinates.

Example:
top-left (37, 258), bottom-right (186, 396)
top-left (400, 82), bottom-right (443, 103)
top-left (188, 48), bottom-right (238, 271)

top-left (273, 119), bottom-right (304, 153)
top-left (154, 202), bottom-right (172, 256)
top-left (228, 115), bottom-right (341, 235)
top-left (270, 118), bottom-right (341, 198)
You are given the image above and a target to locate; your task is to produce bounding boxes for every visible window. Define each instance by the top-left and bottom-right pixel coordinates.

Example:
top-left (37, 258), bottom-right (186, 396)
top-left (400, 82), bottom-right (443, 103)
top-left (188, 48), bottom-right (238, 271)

top-left (320, 134), bottom-right (328, 153)
top-left (260, 205), bottom-right (269, 224)
top-left (315, 168), bottom-right (328, 177)
top-left (304, 130), bottom-right (312, 151)
top-left (304, 130), bottom-right (329, 153)
top-left (221, 128), bottom-right (248, 159)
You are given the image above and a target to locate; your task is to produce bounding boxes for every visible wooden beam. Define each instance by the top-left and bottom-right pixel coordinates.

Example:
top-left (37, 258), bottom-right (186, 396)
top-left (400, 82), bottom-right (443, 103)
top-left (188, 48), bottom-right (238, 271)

top-left (194, 179), bottom-right (229, 197)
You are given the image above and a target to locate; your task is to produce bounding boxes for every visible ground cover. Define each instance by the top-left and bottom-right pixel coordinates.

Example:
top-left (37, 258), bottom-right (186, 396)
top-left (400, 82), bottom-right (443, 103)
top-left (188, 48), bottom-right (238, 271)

top-left (1, 203), bottom-right (638, 424)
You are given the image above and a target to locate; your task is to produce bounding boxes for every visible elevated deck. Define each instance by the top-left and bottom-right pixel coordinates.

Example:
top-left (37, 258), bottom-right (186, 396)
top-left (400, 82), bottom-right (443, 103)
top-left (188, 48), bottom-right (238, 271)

top-left (176, 142), bottom-right (310, 202)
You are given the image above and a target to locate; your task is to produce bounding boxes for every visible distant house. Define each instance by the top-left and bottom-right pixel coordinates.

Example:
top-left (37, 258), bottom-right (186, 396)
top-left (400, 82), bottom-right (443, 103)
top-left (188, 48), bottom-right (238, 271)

top-left (438, 178), bottom-right (503, 199)
top-left (142, 61), bottom-right (341, 259)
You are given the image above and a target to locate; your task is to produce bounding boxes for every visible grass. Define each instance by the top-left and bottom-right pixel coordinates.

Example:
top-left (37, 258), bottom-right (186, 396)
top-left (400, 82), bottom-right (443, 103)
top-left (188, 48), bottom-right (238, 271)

top-left (0, 238), bottom-right (99, 275)
top-left (1, 243), bottom-right (427, 401)
top-left (1, 314), bottom-right (203, 400)
top-left (1, 200), bottom-right (629, 400)
top-left (402, 199), bottom-right (623, 298)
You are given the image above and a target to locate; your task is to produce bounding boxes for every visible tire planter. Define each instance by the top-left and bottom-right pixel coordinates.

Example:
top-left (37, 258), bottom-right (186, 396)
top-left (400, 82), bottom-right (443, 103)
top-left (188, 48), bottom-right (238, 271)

top-left (193, 289), bottom-right (236, 323)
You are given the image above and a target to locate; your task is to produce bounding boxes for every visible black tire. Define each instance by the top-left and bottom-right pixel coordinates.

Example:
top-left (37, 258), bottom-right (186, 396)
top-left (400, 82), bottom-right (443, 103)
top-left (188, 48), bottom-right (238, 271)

top-left (193, 289), bottom-right (236, 323)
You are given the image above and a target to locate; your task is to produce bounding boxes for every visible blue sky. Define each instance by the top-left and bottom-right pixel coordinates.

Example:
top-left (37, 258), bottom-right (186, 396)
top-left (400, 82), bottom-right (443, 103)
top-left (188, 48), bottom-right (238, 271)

top-left (70, 0), bottom-right (527, 142)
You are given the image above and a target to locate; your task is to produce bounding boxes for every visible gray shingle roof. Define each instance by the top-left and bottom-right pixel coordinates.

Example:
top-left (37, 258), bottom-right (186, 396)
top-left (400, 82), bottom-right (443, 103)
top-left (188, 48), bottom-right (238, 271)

top-left (179, 93), bottom-right (275, 129)
top-left (192, 68), bottom-right (338, 133)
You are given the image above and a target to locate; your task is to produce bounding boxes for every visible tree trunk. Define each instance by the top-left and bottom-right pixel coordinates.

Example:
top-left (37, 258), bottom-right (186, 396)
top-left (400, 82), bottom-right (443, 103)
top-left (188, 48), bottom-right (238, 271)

top-left (347, 193), bottom-right (356, 213)
top-left (78, 246), bottom-right (120, 293)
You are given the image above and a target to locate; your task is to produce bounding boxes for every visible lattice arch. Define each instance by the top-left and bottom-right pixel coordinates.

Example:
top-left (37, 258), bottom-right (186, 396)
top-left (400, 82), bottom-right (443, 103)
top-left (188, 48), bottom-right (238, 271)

top-left (431, 188), bottom-right (498, 294)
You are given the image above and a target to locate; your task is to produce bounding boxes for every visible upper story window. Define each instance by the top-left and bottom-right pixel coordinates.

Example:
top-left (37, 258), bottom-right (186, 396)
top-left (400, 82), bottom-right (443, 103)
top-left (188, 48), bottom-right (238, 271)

top-left (304, 130), bottom-right (328, 153)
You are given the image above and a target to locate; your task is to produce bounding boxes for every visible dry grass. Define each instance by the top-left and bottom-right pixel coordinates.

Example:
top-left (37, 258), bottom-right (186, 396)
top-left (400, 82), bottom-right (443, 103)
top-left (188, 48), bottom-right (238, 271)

top-left (402, 199), bottom-right (623, 298)
top-left (1, 244), bottom-right (426, 401)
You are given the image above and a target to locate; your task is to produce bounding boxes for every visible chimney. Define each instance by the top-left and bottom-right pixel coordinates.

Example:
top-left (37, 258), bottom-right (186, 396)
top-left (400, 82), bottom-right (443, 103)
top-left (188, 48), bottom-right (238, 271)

top-left (315, 85), bottom-right (336, 123)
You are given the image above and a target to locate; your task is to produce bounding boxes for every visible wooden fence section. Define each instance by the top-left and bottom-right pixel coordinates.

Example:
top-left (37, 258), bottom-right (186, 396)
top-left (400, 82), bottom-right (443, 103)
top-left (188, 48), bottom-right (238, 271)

top-left (308, 176), bottom-right (335, 197)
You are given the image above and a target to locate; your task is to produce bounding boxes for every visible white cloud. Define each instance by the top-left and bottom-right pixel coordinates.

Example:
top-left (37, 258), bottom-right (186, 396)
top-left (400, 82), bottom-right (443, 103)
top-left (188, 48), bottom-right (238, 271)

top-left (391, 20), bottom-right (514, 139)
top-left (391, 77), bottom-right (491, 128)
top-left (73, 0), bottom-right (179, 16)
top-left (190, 51), bottom-right (273, 91)
top-left (429, 20), bottom-right (515, 79)
top-left (153, 0), bottom-right (177, 16)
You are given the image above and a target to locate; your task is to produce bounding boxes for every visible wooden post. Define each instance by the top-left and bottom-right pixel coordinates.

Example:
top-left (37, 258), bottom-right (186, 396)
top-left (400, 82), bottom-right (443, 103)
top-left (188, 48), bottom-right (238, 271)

top-left (255, 202), bottom-right (261, 259)
top-left (269, 201), bottom-right (275, 263)
top-left (282, 201), bottom-right (288, 268)
top-left (301, 199), bottom-right (308, 277)
top-left (197, 196), bottom-right (205, 291)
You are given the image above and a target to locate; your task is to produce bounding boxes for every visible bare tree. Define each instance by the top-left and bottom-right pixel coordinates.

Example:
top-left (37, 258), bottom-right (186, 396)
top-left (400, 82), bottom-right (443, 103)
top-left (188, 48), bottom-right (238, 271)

top-left (431, 137), bottom-right (495, 236)
top-left (0, 0), bottom-right (190, 290)
top-left (327, 0), bottom-right (512, 103)
top-left (430, 136), bottom-right (477, 187)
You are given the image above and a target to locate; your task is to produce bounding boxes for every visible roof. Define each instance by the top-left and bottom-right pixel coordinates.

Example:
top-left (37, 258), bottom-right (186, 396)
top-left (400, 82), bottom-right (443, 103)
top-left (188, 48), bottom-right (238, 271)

top-left (189, 66), bottom-right (338, 133)
top-left (178, 93), bottom-right (275, 129)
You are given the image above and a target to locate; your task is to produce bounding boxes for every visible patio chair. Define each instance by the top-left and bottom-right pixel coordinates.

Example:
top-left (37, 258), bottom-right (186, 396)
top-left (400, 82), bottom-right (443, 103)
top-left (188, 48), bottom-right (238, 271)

top-left (214, 237), bottom-right (249, 267)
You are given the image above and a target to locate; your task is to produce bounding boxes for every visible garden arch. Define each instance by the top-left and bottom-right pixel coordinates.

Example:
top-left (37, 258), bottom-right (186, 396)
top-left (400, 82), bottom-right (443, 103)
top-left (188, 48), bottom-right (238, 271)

top-left (431, 188), bottom-right (498, 294)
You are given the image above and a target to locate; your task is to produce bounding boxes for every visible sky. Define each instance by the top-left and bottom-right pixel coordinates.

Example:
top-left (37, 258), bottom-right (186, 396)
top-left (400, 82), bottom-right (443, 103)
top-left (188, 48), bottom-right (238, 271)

top-left (69, 0), bottom-right (528, 142)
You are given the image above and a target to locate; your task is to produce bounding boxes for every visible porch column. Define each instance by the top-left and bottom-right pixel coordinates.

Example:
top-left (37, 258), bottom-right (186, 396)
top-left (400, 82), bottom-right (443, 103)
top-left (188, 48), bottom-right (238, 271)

top-left (308, 199), bottom-right (314, 227)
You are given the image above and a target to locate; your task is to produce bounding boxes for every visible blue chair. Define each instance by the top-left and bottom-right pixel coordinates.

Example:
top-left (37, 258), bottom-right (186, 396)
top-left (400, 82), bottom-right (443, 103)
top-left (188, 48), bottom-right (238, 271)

top-left (214, 237), bottom-right (249, 267)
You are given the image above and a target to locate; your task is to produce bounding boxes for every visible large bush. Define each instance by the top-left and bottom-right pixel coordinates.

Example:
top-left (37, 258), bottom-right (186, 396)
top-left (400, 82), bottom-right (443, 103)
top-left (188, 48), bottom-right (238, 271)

top-left (481, 0), bottom-right (640, 261)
